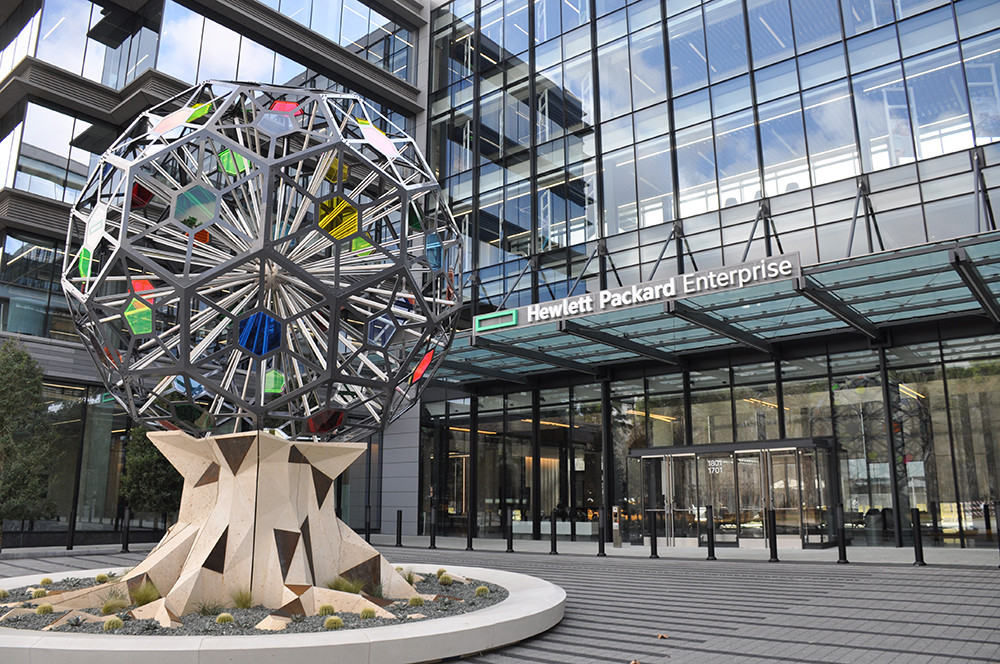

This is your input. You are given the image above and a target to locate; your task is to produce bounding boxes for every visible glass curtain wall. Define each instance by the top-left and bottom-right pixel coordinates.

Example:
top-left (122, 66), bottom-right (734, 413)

top-left (1, 384), bottom-right (142, 549)
top-left (429, 0), bottom-right (1000, 323)
top-left (422, 333), bottom-right (1000, 547)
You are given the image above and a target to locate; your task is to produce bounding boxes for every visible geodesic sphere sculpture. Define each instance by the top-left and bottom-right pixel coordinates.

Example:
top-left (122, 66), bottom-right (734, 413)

top-left (61, 81), bottom-right (462, 440)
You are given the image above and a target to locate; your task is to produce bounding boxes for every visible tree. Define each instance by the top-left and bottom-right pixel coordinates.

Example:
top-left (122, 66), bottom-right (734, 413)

top-left (0, 339), bottom-right (57, 551)
top-left (119, 426), bottom-right (182, 526)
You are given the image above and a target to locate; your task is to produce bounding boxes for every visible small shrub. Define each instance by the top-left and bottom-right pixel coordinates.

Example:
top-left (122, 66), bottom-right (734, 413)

top-left (438, 574), bottom-right (453, 586)
top-left (130, 581), bottom-right (160, 607)
top-left (405, 571), bottom-right (415, 585)
top-left (475, 585), bottom-right (490, 597)
top-left (0, 589), bottom-right (9, 600)
top-left (318, 604), bottom-right (336, 616)
top-left (435, 568), bottom-right (447, 578)
top-left (407, 596), bottom-right (424, 607)
top-left (32, 589), bottom-right (47, 599)
top-left (215, 613), bottom-right (234, 624)
top-left (197, 601), bottom-right (225, 616)
top-left (231, 588), bottom-right (253, 609)
top-left (102, 596), bottom-right (129, 615)
top-left (95, 574), bottom-right (109, 584)
top-left (370, 582), bottom-right (384, 598)
top-left (359, 607), bottom-right (376, 620)
top-left (324, 616), bottom-right (344, 630)
top-left (65, 615), bottom-right (85, 628)
top-left (290, 614), bottom-right (305, 624)
top-left (327, 576), bottom-right (363, 594)
top-left (39, 577), bottom-right (53, 586)
top-left (103, 617), bottom-right (124, 631)
top-left (35, 603), bottom-right (53, 615)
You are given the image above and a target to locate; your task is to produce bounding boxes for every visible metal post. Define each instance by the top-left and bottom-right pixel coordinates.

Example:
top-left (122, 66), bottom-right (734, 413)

top-left (648, 510), bottom-right (659, 559)
top-left (705, 505), bottom-right (717, 561)
top-left (993, 501), bottom-right (1000, 568)
top-left (836, 503), bottom-right (848, 564)
top-left (984, 501), bottom-right (992, 536)
top-left (550, 510), bottom-right (558, 555)
top-left (395, 510), bottom-right (403, 547)
top-left (120, 504), bottom-right (131, 554)
top-left (767, 509), bottom-right (779, 562)
top-left (429, 505), bottom-right (437, 550)
top-left (597, 509), bottom-right (606, 557)
top-left (506, 507), bottom-right (514, 553)
top-left (911, 508), bottom-right (926, 566)
top-left (364, 505), bottom-right (371, 543)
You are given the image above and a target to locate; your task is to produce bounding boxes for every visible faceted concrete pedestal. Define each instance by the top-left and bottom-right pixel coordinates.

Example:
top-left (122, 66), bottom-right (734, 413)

top-left (117, 430), bottom-right (415, 618)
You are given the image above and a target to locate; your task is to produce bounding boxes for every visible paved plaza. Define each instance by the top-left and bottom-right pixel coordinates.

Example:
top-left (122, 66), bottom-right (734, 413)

top-left (2, 538), bottom-right (998, 663)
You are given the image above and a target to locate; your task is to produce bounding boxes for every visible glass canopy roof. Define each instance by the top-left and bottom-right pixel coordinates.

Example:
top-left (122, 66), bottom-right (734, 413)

top-left (436, 233), bottom-right (1000, 385)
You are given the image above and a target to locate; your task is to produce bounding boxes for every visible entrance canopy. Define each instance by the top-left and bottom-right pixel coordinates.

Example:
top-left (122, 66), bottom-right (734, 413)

top-left (437, 233), bottom-right (1000, 386)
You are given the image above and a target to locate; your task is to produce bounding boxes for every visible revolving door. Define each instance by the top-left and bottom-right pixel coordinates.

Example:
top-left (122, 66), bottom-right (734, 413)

top-left (639, 438), bottom-right (838, 549)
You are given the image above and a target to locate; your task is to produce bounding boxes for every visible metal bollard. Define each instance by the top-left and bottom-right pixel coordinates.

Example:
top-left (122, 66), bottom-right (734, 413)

top-left (396, 510), bottom-right (403, 547)
top-left (836, 503), bottom-right (848, 564)
top-left (120, 505), bottom-right (131, 554)
top-left (364, 505), bottom-right (371, 543)
top-left (506, 508), bottom-right (514, 553)
top-left (767, 509), bottom-right (779, 562)
top-left (985, 501), bottom-right (992, 535)
top-left (993, 501), bottom-right (1000, 569)
top-left (550, 510), bottom-right (558, 555)
top-left (705, 505), bottom-right (717, 561)
top-left (597, 509), bottom-right (607, 557)
top-left (429, 507), bottom-right (437, 549)
top-left (648, 510), bottom-right (659, 559)
top-left (911, 508), bottom-right (926, 566)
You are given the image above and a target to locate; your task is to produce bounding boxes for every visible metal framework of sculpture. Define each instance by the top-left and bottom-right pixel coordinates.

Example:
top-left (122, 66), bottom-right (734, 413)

top-left (62, 81), bottom-right (461, 441)
top-left (41, 81), bottom-right (463, 624)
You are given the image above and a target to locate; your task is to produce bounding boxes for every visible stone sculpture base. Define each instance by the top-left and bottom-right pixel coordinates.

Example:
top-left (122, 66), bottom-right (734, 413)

top-left (17, 431), bottom-right (416, 624)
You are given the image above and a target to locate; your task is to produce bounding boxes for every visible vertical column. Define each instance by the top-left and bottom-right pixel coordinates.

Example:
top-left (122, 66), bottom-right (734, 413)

top-left (879, 347), bottom-right (904, 546)
top-left (601, 379), bottom-right (614, 543)
top-left (467, 396), bottom-right (479, 550)
top-left (531, 389), bottom-right (542, 539)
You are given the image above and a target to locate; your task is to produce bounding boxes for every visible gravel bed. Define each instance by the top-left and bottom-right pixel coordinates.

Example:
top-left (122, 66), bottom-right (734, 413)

top-left (1, 573), bottom-right (508, 637)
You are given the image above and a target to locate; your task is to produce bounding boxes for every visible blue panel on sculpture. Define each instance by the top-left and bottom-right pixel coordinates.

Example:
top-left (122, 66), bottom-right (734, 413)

top-left (427, 233), bottom-right (443, 270)
top-left (173, 376), bottom-right (206, 398)
top-left (238, 312), bottom-right (282, 355)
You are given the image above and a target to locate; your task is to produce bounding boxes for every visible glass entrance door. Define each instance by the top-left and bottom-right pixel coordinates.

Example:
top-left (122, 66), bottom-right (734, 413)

top-left (768, 449), bottom-right (802, 543)
top-left (698, 453), bottom-right (737, 545)
top-left (737, 452), bottom-right (765, 540)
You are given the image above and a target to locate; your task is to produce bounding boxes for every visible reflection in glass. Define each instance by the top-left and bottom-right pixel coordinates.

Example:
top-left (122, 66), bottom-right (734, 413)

top-left (759, 95), bottom-right (809, 196)
top-left (704, 0), bottom-right (747, 83)
top-left (714, 109), bottom-right (759, 206)
top-left (963, 32), bottom-right (1000, 145)
top-left (747, 0), bottom-right (794, 68)
top-left (904, 47), bottom-right (974, 160)
top-left (668, 7), bottom-right (708, 96)
top-left (854, 64), bottom-right (915, 171)
top-left (790, 0), bottom-right (842, 53)
top-left (636, 136), bottom-right (674, 228)
top-left (842, 0), bottom-right (895, 37)
top-left (803, 81), bottom-right (860, 184)
top-left (602, 146), bottom-right (637, 235)
top-left (629, 25), bottom-right (668, 110)
top-left (675, 121), bottom-right (717, 217)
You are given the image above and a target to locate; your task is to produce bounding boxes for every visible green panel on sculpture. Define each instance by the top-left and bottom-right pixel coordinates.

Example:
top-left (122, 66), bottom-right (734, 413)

top-left (219, 149), bottom-right (250, 175)
top-left (264, 369), bottom-right (285, 393)
top-left (124, 299), bottom-right (152, 335)
top-left (351, 236), bottom-right (374, 256)
top-left (78, 247), bottom-right (92, 279)
top-left (187, 102), bottom-right (212, 122)
top-left (175, 186), bottom-right (215, 228)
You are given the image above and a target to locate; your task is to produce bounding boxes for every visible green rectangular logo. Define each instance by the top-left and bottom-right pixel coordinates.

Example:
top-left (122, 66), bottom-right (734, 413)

top-left (474, 309), bottom-right (518, 333)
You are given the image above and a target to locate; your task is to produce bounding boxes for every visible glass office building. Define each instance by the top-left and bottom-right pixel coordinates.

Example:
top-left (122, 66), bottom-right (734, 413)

top-left (423, 0), bottom-right (1000, 549)
top-left (0, 0), bottom-right (412, 547)
top-left (2, 0), bottom-right (1000, 552)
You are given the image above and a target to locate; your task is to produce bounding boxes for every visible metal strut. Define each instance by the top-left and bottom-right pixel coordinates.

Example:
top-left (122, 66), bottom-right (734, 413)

top-left (741, 199), bottom-right (784, 262)
top-left (846, 176), bottom-right (884, 257)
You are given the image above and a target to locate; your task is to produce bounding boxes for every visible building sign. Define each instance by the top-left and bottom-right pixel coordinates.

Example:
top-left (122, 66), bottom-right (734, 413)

top-left (474, 253), bottom-right (801, 335)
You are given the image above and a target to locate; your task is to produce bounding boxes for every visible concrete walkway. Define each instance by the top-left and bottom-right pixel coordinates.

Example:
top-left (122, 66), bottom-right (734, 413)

top-left (2, 537), bottom-right (999, 663)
